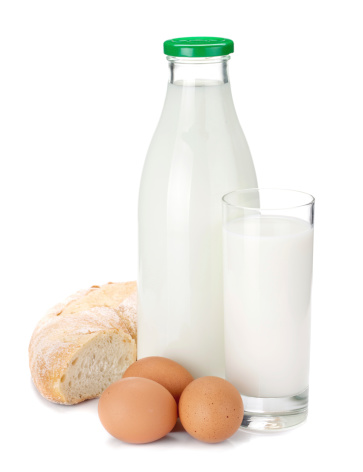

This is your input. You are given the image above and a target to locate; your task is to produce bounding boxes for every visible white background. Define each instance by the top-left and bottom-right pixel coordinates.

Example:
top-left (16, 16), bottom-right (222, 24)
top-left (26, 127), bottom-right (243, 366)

top-left (1, 0), bottom-right (362, 470)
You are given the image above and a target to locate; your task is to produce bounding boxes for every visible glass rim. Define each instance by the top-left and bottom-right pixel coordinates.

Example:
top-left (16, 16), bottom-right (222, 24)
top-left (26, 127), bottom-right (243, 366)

top-left (222, 188), bottom-right (315, 211)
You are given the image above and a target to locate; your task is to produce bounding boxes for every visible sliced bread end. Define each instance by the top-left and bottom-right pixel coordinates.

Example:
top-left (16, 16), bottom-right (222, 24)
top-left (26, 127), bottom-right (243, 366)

top-left (59, 331), bottom-right (136, 404)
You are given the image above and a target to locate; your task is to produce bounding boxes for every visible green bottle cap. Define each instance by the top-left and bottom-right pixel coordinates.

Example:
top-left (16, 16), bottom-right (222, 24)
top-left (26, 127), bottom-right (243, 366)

top-left (163, 37), bottom-right (234, 58)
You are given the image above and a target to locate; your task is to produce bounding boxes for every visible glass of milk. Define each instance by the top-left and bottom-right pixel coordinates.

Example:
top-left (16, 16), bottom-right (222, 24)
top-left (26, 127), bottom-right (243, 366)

top-left (222, 188), bottom-right (314, 431)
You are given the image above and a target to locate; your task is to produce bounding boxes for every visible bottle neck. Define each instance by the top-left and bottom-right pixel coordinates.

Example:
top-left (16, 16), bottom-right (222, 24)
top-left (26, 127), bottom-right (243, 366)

top-left (167, 56), bottom-right (230, 86)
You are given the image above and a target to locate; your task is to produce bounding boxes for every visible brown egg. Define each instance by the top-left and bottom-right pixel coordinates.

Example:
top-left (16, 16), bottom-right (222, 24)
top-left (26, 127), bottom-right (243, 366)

top-left (123, 356), bottom-right (194, 403)
top-left (98, 377), bottom-right (177, 444)
top-left (179, 376), bottom-right (244, 443)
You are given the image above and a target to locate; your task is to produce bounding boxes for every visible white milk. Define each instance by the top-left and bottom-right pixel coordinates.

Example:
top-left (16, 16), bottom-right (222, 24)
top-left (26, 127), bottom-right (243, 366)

top-left (138, 82), bottom-right (257, 378)
top-left (223, 216), bottom-right (313, 398)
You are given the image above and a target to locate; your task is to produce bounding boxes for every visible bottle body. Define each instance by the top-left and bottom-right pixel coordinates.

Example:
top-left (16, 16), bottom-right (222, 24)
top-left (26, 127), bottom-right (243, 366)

top-left (138, 58), bottom-right (257, 378)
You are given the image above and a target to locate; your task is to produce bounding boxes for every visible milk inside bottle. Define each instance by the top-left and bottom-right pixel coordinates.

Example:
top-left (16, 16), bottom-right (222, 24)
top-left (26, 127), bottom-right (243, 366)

top-left (138, 37), bottom-right (257, 377)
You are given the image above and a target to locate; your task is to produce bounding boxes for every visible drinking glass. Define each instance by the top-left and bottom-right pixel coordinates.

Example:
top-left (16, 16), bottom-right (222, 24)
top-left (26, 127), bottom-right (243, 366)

top-left (222, 188), bottom-right (314, 431)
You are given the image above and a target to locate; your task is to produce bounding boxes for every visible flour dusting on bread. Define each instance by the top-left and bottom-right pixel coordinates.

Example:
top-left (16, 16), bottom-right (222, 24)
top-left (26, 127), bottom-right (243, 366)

top-left (29, 282), bottom-right (137, 404)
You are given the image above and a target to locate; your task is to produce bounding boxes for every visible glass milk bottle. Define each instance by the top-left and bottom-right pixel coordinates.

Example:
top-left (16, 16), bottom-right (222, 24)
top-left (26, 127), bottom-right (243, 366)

top-left (138, 37), bottom-right (257, 377)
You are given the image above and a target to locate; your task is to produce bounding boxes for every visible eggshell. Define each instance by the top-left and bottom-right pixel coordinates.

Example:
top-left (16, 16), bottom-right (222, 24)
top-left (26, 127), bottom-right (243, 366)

top-left (179, 376), bottom-right (244, 443)
top-left (123, 356), bottom-right (194, 403)
top-left (98, 377), bottom-right (177, 444)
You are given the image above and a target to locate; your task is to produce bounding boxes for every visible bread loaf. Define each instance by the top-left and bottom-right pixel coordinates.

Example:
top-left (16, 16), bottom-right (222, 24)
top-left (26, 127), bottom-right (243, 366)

top-left (29, 281), bottom-right (137, 405)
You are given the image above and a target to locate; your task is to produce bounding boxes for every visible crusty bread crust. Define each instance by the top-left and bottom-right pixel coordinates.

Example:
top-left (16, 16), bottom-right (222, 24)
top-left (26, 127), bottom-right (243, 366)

top-left (29, 282), bottom-right (137, 404)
